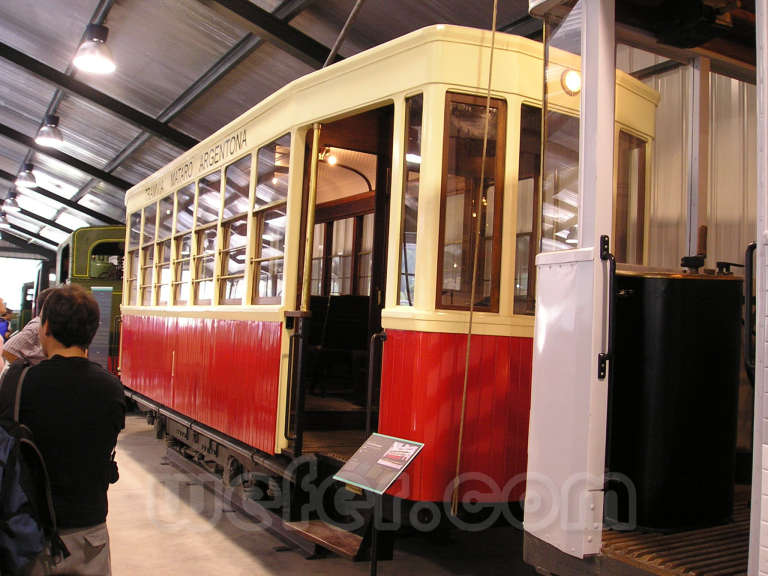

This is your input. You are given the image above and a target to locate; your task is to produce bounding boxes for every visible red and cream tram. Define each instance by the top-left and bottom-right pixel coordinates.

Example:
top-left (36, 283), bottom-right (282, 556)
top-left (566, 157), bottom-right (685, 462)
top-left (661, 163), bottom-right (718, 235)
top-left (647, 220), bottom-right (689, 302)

top-left (120, 25), bottom-right (657, 515)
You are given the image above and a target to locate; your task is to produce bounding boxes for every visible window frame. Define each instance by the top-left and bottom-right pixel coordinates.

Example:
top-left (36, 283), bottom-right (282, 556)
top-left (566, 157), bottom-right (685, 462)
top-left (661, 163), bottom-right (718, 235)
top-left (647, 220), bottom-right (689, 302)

top-left (436, 91), bottom-right (507, 313)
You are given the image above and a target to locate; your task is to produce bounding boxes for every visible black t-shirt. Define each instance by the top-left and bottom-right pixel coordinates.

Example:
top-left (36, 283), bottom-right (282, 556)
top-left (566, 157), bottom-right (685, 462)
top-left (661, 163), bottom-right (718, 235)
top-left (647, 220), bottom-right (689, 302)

top-left (0, 356), bottom-right (125, 528)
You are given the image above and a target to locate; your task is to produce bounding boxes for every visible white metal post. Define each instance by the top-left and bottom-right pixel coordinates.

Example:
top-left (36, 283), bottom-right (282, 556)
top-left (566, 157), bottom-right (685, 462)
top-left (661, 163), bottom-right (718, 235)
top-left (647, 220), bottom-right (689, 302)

top-left (749, 2), bottom-right (767, 574)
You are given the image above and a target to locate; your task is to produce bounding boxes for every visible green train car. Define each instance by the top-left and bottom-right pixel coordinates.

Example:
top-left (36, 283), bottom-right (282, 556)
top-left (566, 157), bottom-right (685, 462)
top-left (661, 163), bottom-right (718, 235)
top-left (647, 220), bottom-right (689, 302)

top-left (56, 225), bottom-right (125, 375)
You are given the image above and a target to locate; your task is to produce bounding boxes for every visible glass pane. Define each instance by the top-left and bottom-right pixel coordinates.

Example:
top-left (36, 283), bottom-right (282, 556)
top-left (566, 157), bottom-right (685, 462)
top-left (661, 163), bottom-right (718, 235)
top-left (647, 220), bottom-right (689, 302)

top-left (223, 247), bottom-right (246, 276)
top-left (357, 253), bottom-right (371, 296)
top-left (142, 247), bottom-right (154, 282)
top-left (330, 255), bottom-right (352, 295)
top-left (142, 203), bottom-right (157, 246)
top-left (399, 94), bottom-right (422, 306)
top-left (176, 183), bottom-right (195, 234)
top-left (157, 265), bottom-right (170, 305)
top-left (195, 280), bottom-right (213, 304)
top-left (514, 105), bottom-right (542, 316)
top-left (311, 223), bottom-right (325, 296)
top-left (259, 260), bottom-right (283, 300)
top-left (223, 155), bottom-right (251, 219)
top-left (262, 207), bottom-right (286, 260)
top-left (128, 250), bottom-right (139, 305)
top-left (358, 213), bottom-right (374, 296)
top-left (157, 195), bottom-right (174, 239)
top-left (128, 212), bottom-right (141, 249)
top-left (142, 287), bottom-right (152, 306)
top-left (197, 171), bottom-right (221, 225)
top-left (541, 112), bottom-right (579, 251)
top-left (158, 239), bottom-right (171, 264)
top-left (177, 233), bottom-right (192, 259)
top-left (198, 255), bottom-right (215, 280)
top-left (438, 93), bottom-right (505, 311)
top-left (222, 278), bottom-right (244, 304)
top-left (197, 227), bottom-right (217, 259)
top-left (174, 261), bottom-right (190, 305)
top-left (255, 134), bottom-right (291, 209)
top-left (540, 4), bottom-right (582, 252)
top-left (616, 131), bottom-right (646, 264)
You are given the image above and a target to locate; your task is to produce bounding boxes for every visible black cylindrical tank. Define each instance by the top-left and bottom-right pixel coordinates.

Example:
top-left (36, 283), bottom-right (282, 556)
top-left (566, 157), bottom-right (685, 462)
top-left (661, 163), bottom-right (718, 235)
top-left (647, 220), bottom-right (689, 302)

top-left (605, 266), bottom-right (742, 531)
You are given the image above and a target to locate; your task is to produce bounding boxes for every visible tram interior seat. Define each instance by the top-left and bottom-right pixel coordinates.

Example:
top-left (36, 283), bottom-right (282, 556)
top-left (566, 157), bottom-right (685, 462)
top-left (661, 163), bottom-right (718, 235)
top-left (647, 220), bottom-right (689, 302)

top-left (308, 295), bottom-right (369, 403)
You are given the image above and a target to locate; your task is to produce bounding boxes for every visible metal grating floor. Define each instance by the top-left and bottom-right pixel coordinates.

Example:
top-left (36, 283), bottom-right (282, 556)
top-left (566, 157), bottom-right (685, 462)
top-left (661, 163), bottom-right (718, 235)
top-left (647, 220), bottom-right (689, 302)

top-left (601, 486), bottom-right (750, 576)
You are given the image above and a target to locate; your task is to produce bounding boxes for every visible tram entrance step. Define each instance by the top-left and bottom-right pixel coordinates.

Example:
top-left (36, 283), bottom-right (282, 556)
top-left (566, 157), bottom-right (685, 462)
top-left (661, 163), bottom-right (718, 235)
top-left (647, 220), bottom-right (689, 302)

top-left (285, 520), bottom-right (363, 560)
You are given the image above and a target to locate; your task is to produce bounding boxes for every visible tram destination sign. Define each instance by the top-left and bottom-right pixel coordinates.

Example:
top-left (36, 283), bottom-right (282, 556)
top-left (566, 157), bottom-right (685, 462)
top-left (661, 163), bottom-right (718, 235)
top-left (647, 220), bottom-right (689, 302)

top-left (333, 433), bottom-right (423, 495)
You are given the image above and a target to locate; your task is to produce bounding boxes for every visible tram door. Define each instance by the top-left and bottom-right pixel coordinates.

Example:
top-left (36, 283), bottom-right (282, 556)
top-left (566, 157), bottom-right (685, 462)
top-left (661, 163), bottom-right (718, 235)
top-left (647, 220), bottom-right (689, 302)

top-left (524, 1), bottom-right (617, 559)
top-left (293, 105), bottom-right (393, 459)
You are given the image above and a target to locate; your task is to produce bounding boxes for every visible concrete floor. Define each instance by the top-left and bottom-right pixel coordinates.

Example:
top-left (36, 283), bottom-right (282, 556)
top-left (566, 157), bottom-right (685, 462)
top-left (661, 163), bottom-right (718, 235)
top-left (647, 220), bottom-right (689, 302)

top-left (108, 414), bottom-right (537, 575)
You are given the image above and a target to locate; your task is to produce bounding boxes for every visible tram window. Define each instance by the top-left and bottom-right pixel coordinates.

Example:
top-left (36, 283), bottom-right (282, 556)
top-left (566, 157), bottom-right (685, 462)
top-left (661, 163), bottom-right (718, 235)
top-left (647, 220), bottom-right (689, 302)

top-left (218, 156), bottom-right (251, 305)
top-left (140, 204), bottom-right (157, 306)
top-left (175, 183), bottom-right (195, 234)
top-left (514, 104), bottom-right (542, 316)
top-left (310, 223), bottom-right (325, 296)
top-left (255, 207), bottom-right (286, 301)
top-left (194, 225), bottom-right (217, 305)
top-left (128, 212), bottom-right (141, 249)
top-left (126, 212), bottom-right (139, 304)
top-left (357, 213), bottom-right (374, 296)
top-left (223, 156), bottom-right (251, 219)
top-left (251, 134), bottom-right (290, 304)
top-left (331, 217), bottom-right (354, 295)
top-left (197, 171), bottom-right (222, 225)
top-left (90, 241), bottom-right (124, 280)
top-left (399, 94), bottom-right (423, 306)
top-left (437, 92), bottom-right (505, 312)
top-left (616, 131), bottom-right (647, 264)
top-left (174, 234), bottom-right (192, 305)
top-left (172, 183), bottom-right (195, 305)
top-left (541, 112), bottom-right (579, 251)
top-left (155, 195), bottom-right (174, 306)
top-left (220, 217), bottom-right (247, 305)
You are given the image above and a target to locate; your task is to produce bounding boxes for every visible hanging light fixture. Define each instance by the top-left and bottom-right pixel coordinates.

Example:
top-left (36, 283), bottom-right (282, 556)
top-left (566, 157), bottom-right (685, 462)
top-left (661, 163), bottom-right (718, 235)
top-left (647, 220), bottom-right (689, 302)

top-left (3, 193), bottom-right (20, 213)
top-left (320, 147), bottom-right (338, 166)
top-left (35, 115), bottom-right (63, 148)
top-left (15, 164), bottom-right (36, 189)
top-left (73, 24), bottom-right (116, 74)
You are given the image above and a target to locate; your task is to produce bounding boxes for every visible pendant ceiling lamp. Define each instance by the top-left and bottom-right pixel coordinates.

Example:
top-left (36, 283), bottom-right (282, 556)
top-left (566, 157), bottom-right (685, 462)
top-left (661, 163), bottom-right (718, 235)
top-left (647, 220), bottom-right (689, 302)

top-left (35, 115), bottom-right (63, 148)
top-left (73, 24), bottom-right (116, 74)
top-left (15, 164), bottom-right (36, 190)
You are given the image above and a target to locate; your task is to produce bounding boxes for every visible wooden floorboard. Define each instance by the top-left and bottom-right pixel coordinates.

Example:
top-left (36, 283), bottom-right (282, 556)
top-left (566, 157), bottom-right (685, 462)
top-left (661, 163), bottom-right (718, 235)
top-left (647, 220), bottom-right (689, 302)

top-left (601, 486), bottom-right (750, 576)
top-left (302, 429), bottom-right (367, 462)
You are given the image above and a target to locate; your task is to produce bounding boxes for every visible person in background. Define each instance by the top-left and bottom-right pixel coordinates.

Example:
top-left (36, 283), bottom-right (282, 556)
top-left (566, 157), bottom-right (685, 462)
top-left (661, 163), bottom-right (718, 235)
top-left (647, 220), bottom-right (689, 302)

top-left (0, 298), bottom-right (10, 342)
top-left (2, 287), bottom-right (55, 365)
top-left (0, 284), bottom-right (125, 575)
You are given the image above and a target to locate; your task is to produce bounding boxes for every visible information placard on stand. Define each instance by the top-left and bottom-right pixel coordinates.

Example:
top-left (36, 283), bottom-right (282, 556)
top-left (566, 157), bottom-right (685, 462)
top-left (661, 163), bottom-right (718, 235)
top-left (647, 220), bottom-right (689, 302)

top-left (333, 433), bottom-right (423, 576)
top-left (333, 433), bottom-right (423, 494)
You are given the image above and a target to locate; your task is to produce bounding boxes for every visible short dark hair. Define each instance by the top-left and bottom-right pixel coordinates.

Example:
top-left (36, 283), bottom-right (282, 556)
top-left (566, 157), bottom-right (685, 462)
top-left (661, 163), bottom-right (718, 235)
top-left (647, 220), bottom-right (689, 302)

top-left (36, 287), bottom-right (55, 316)
top-left (41, 285), bottom-right (100, 349)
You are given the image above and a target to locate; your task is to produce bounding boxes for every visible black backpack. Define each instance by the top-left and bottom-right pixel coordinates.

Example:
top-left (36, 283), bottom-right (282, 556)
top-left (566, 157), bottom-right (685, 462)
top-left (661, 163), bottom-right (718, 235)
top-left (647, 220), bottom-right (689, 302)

top-left (0, 362), bottom-right (68, 575)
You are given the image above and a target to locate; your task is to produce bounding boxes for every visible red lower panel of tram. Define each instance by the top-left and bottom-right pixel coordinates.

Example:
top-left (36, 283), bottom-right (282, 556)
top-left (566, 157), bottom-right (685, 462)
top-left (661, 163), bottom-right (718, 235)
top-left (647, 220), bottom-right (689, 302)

top-left (121, 314), bottom-right (282, 454)
top-left (379, 329), bottom-right (533, 503)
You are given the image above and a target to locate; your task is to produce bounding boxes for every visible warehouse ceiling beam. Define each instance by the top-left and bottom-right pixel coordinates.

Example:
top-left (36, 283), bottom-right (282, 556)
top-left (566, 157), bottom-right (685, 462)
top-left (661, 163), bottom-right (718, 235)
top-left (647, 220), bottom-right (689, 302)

top-left (0, 234), bottom-right (56, 259)
top-left (8, 223), bottom-right (58, 247)
top-left (0, 169), bottom-right (122, 226)
top-left (210, 0), bottom-right (342, 68)
top-left (16, 208), bottom-right (73, 234)
top-left (0, 122), bottom-right (133, 190)
top-left (0, 42), bottom-right (198, 150)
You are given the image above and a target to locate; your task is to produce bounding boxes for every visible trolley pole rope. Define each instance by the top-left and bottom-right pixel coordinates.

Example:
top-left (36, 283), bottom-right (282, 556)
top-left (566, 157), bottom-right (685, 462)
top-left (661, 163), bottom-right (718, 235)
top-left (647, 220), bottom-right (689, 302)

top-left (451, 0), bottom-right (499, 517)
